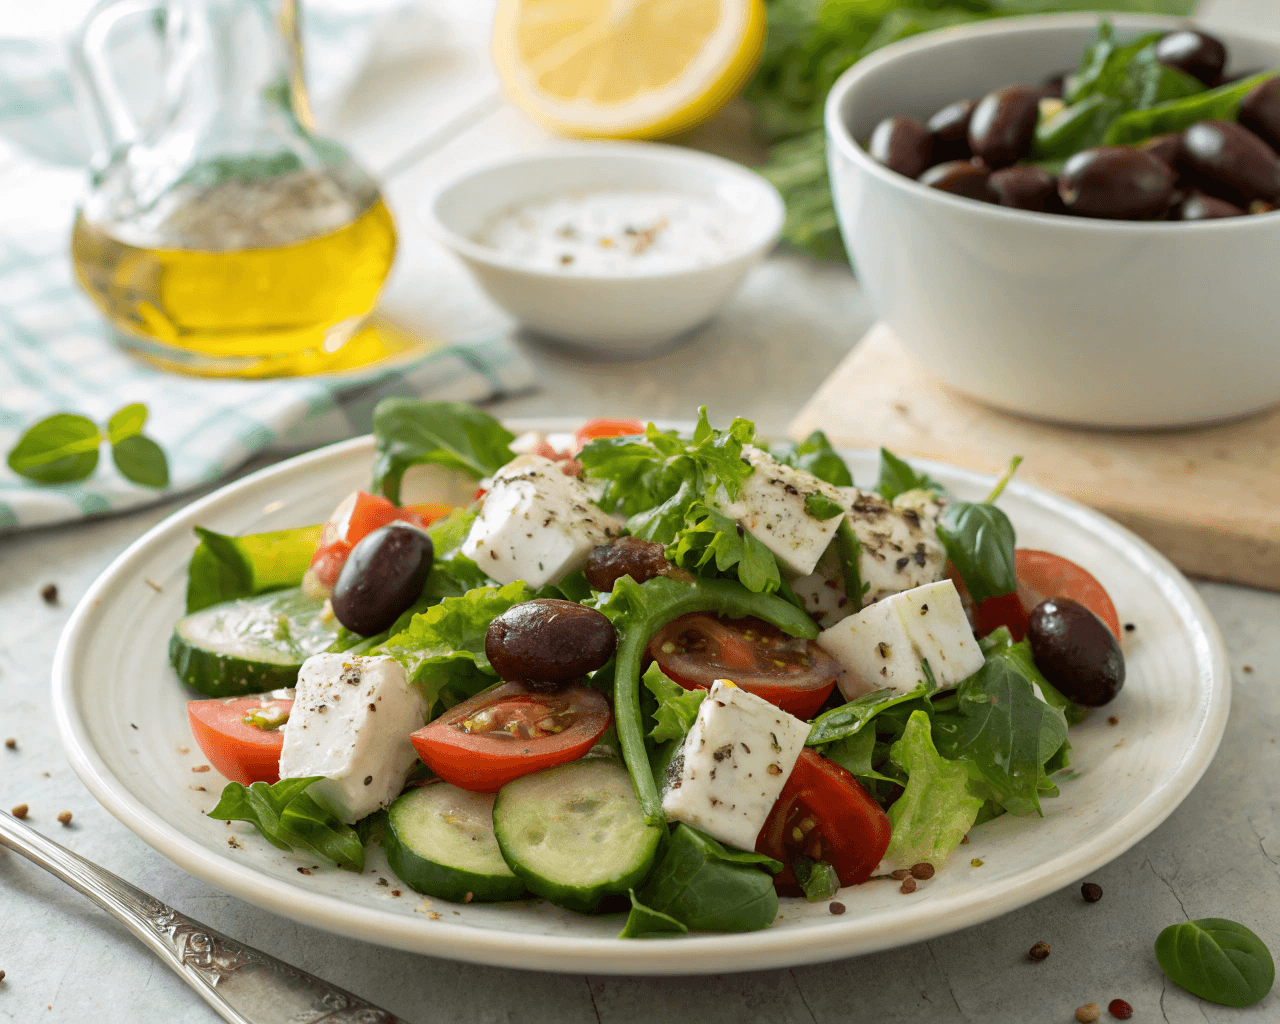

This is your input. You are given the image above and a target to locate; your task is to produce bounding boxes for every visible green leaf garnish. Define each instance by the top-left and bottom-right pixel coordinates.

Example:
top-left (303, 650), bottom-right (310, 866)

top-left (8, 404), bottom-right (168, 488)
top-left (1155, 918), bottom-right (1275, 1007)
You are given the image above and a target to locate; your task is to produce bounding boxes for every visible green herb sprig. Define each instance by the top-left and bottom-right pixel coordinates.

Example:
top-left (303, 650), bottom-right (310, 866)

top-left (1155, 918), bottom-right (1275, 1007)
top-left (7, 403), bottom-right (169, 488)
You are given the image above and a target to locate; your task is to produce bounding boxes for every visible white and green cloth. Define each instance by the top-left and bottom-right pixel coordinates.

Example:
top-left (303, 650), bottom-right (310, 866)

top-left (0, 1), bottom-right (533, 532)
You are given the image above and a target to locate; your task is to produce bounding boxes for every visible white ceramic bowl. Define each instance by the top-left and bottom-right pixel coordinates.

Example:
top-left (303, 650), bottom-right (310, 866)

top-left (421, 142), bottom-right (784, 354)
top-left (825, 14), bottom-right (1280, 428)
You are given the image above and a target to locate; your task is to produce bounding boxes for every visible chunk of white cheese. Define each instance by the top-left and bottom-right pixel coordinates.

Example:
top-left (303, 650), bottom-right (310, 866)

top-left (790, 543), bottom-right (855, 629)
top-left (462, 455), bottom-right (623, 589)
top-left (661, 679), bottom-right (809, 851)
top-left (836, 487), bottom-right (947, 605)
top-left (278, 653), bottom-right (427, 824)
top-left (713, 446), bottom-right (845, 577)
top-left (818, 579), bottom-right (984, 700)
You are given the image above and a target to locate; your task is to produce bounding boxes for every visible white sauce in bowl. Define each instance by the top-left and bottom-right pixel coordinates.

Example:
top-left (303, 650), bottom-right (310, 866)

top-left (476, 190), bottom-right (739, 275)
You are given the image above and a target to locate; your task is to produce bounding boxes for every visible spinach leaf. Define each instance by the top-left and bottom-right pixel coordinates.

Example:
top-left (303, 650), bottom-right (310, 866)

top-left (371, 399), bottom-right (515, 504)
top-left (208, 777), bottom-right (364, 871)
top-left (185, 524), bottom-right (323, 613)
top-left (1155, 918), bottom-right (1275, 1007)
top-left (771, 430), bottom-right (853, 487)
top-left (635, 824), bottom-right (782, 934)
top-left (669, 503), bottom-right (782, 594)
top-left (876, 448), bottom-right (946, 502)
top-left (882, 710), bottom-right (984, 870)
top-left (935, 456), bottom-right (1021, 605)
top-left (620, 890), bottom-right (689, 939)
top-left (807, 686), bottom-right (931, 746)
top-left (819, 728), bottom-right (897, 784)
top-left (793, 856), bottom-right (841, 902)
top-left (643, 663), bottom-right (706, 744)
top-left (980, 627), bottom-right (1090, 726)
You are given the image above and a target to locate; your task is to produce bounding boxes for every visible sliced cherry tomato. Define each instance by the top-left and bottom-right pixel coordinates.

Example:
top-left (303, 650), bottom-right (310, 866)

top-left (402, 501), bottom-right (455, 526)
top-left (958, 550), bottom-right (1121, 641)
top-left (410, 682), bottom-right (611, 793)
top-left (647, 614), bottom-right (838, 720)
top-left (303, 491), bottom-right (426, 594)
top-left (573, 418), bottom-right (646, 453)
top-left (187, 697), bottom-right (293, 785)
top-left (756, 748), bottom-right (892, 893)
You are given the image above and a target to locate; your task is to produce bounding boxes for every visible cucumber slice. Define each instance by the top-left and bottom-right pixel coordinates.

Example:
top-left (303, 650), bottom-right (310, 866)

top-left (169, 588), bottom-right (339, 697)
top-left (493, 757), bottom-right (663, 913)
top-left (383, 784), bottom-right (526, 903)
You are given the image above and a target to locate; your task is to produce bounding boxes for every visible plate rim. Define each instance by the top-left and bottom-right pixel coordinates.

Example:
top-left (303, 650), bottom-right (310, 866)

top-left (52, 431), bottom-right (1231, 975)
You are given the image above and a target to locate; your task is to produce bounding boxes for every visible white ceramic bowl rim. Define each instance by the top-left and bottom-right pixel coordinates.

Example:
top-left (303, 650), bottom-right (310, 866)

top-left (824, 12), bottom-right (1280, 231)
top-left (422, 140), bottom-right (786, 280)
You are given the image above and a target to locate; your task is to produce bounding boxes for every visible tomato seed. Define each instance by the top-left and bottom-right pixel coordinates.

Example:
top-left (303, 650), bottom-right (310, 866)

top-left (1028, 941), bottom-right (1050, 961)
top-left (1076, 1003), bottom-right (1101, 1023)
top-left (1108, 999), bottom-right (1133, 1019)
top-left (1081, 882), bottom-right (1103, 903)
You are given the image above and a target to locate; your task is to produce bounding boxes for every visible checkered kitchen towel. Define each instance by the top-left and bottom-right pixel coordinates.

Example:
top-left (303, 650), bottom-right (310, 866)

top-left (0, 1), bottom-right (533, 532)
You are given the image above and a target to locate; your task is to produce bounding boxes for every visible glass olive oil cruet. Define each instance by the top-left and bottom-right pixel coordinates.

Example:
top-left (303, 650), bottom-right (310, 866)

top-left (69, 0), bottom-right (398, 377)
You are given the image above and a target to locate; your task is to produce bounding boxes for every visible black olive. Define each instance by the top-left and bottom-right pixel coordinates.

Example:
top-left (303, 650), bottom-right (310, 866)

top-left (1177, 191), bottom-right (1244, 220)
top-left (1040, 72), bottom-right (1068, 99)
top-left (1154, 29), bottom-right (1227, 86)
top-left (332, 523), bottom-right (433, 637)
top-left (868, 116), bottom-right (933, 179)
top-left (988, 165), bottom-right (1061, 212)
top-left (584, 536), bottom-right (671, 592)
top-left (968, 86), bottom-right (1041, 167)
top-left (926, 99), bottom-right (977, 163)
top-left (1239, 75), bottom-right (1280, 153)
top-left (1058, 147), bottom-right (1175, 219)
top-left (920, 159), bottom-right (997, 202)
top-left (1139, 132), bottom-right (1184, 170)
top-left (1179, 119), bottom-right (1280, 205)
top-left (485, 599), bottom-right (617, 688)
top-left (1029, 598), bottom-right (1125, 707)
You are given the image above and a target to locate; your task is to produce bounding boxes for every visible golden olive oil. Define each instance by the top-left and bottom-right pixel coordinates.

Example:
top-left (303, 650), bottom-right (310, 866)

top-left (72, 174), bottom-right (398, 377)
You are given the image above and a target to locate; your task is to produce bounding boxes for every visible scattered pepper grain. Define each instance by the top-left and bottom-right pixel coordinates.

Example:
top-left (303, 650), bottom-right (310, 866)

top-left (0, 969), bottom-right (5, 982)
top-left (297, 867), bottom-right (312, 875)
top-left (971, 858), bottom-right (984, 867)
top-left (377, 878), bottom-right (389, 887)
top-left (829, 902), bottom-right (846, 915)
top-left (57, 811), bottom-right (72, 826)
top-left (391, 890), bottom-right (401, 897)
top-left (1108, 999), bottom-right (1132, 1019)
top-left (1123, 623), bottom-right (1135, 632)
top-left (960, 835), bottom-right (969, 844)
top-left (192, 765), bottom-right (211, 773)
top-left (900, 877), bottom-right (917, 894)
top-left (1108, 716), bottom-right (1119, 726)
top-left (1243, 665), bottom-right (1254, 674)
top-left (41, 583), bottom-right (58, 605)
top-left (1076, 1003), bottom-right (1101, 1023)
top-left (1028, 941), bottom-right (1050, 961)
top-left (1081, 882), bottom-right (1103, 903)
top-left (11, 804), bottom-right (28, 819)
top-left (4, 738), bottom-right (15, 749)
top-left (891, 868), bottom-right (911, 880)
top-left (911, 862), bottom-right (935, 880)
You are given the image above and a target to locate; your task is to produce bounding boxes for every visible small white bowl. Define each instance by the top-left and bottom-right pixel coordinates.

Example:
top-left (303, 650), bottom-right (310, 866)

top-left (421, 142), bottom-right (784, 354)
top-left (825, 14), bottom-right (1280, 428)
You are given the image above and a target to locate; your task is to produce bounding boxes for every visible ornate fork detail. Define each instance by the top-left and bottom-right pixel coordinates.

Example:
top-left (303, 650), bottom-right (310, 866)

top-left (0, 811), bottom-right (408, 1024)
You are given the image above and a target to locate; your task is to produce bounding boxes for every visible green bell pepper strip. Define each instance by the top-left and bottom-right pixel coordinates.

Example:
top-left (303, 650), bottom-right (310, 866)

top-left (1104, 71), bottom-right (1274, 146)
top-left (610, 577), bottom-right (819, 824)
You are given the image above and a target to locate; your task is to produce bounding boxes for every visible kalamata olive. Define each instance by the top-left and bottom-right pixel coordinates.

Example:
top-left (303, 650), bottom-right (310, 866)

top-left (1177, 191), bottom-right (1245, 219)
top-left (920, 159), bottom-right (997, 202)
top-left (968, 86), bottom-right (1041, 167)
top-left (1058, 147), bottom-right (1175, 219)
top-left (1239, 75), bottom-right (1280, 152)
top-left (1028, 597), bottom-right (1125, 707)
top-left (868, 116), bottom-right (933, 179)
top-left (989, 165), bottom-right (1060, 212)
top-left (1140, 132), bottom-right (1183, 170)
top-left (926, 99), bottom-right (976, 163)
top-left (1154, 29), bottom-right (1227, 86)
top-left (1040, 72), bottom-right (1068, 99)
top-left (584, 536), bottom-right (671, 592)
top-left (332, 523), bottom-right (433, 637)
top-left (485, 599), bottom-right (617, 690)
top-left (1179, 119), bottom-right (1280, 204)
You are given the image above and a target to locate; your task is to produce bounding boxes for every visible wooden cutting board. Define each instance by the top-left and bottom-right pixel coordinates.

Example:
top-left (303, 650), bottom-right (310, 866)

top-left (790, 323), bottom-right (1280, 591)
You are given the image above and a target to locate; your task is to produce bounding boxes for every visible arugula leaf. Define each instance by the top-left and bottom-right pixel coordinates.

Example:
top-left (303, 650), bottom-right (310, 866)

top-left (1155, 918), bottom-right (1275, 1007)
top-left (882, 710), bottom-right (984, 870)
top-left (635, 824), bottom-right (782, 934)
top-left (668, 503), bottom-right (782, 594)
top-left (620, 889), bottom-right (690, 939)
top-left (876, 448), bottom-right (946, 502)
top-left (371, 399), bottom-right (515, 504)
top-left (185, 524), bottom-right (324, 613)
top-left (377, 581), bottom-right (536, 710)
top-left (208, 777), bottom-right (364, 871)
top-left (771, 430), bottom-right (853, 487)
top-left (807, 685), bottom-right (931, 746)
top-left (643, 663), bottom-right (706, 743)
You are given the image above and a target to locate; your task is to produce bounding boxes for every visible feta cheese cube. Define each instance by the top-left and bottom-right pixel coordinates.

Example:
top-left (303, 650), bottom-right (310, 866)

top-left (789, 544), bottom-right (853, 629)
top-left (279, 653), bottom-right (427, 823)
top-left (836, 487), bottom-right (946, 604)
top-left (661, 679), bottom-right (809, 851)
top-left (714, 446), bottom-right (845, 577)
top-left (818, 579), bottom-right (984, 700)
top-left (462, 455), bottom-right (623, 589)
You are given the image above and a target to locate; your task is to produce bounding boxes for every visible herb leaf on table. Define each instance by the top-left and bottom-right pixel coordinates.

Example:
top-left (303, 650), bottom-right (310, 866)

top-left (8, 404), bottom-right (169, 487)
top-left (1155, 918), bottom-right (1276, 1007)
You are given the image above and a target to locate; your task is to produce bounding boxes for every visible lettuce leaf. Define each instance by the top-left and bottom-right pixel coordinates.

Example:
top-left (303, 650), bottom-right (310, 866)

top-left (643, 663), bottom-right (706, 743)
top-left (668, 503), bottom-right (782, 594)
top-left (208, 777), bottom-right (364, 872)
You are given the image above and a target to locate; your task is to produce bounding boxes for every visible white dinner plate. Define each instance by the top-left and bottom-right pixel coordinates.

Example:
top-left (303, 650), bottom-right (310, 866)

top-left (53, 426), bottom-right (1229, 975)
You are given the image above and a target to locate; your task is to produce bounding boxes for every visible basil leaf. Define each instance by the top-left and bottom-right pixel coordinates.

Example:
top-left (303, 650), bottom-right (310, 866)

top-left (7, 413), bottom-right (101, 483)
top-left (807, 686), bottom-right (931, 746)
top-left (111, 433), bottom-right (169, 488)
top-left (620, 889), bottom-right (689, 939)
top-left (669, 503), bottom-right (782, 594)
top-left (771, 430), bottom-right (853, 487)
top-left (937, 501), bottom-right (1017, 605)
top-left (1155, 918), bottom-right (1275, 1007)
top-left (371, 399), bottom-right (515, 504)
top-left (876, 448), bottom-right (945, 502)
top-left (804, 492), bottom-right (844, 521)
top-left (106, 403), bottom-right (148, 444)
top-left (643, 663), bottom-right (705, 744)
top-left (1104, 71), bottom-right (1273, 146)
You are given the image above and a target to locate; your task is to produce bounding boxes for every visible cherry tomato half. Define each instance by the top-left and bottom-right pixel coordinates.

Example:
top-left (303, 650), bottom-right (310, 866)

top-left (960, 550), bottom-right (1121, 642)
top-left (648, 614), bottom-right (838, 720)
top-left (756, 748), bottom-right (892, 893)
top-left (573, 418), bottom-right (646, 453)
top-left (187, 697), bottom-right (293, 785)
top-left (303, 491), bottom-right (427, 594)
top-left (410, 682), bottom-right (611, 793)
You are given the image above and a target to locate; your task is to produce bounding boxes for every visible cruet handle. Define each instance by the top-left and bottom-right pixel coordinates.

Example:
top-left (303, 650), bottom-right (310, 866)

top-left (68, 0), bottom-right (164, 165)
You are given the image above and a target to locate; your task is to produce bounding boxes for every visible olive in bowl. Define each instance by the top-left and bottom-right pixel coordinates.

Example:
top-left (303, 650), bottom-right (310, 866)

top-left (1028, 598), bottom-right (1125, 706)
top-left (332, 522), bottom-right (434, 637)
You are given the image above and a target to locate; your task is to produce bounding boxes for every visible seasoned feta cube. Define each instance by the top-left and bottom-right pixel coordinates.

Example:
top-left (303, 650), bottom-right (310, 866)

top-left (789, 544), bottom-right (854, 629)
top-left (661, 679), bottom-right (809, 851)
top-left (835, 487), bottom-right (946, 604)
top-left (714, 446), bottom-right (845, 577)
top-left (279, 653), bottom-right (427, 823)
top-left (462, 455), bottom-right (623, 589)
top-left (818, 579), bottom-right (984, 700)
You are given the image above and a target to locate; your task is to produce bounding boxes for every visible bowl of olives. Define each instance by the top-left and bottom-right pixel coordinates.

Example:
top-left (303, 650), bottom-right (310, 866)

top-left (825, 14), bottom-right (1280, 428)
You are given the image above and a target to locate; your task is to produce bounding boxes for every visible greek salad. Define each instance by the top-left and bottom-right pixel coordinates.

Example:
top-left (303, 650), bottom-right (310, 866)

top-left (172, 402), bottom-right (1125, 936)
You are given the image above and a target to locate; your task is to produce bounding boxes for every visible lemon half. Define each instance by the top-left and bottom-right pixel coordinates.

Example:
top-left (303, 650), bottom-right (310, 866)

top-left (492, 0), bottom-right (766, 140)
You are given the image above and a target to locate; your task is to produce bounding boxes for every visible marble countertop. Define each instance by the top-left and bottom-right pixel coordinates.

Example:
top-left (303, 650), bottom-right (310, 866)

top-left (4, 1), bottom-right (1280, 1021)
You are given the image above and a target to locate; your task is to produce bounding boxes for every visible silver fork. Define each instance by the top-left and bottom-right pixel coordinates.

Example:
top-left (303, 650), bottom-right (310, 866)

top-left (0, 810), bottom-right (409, 1024)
